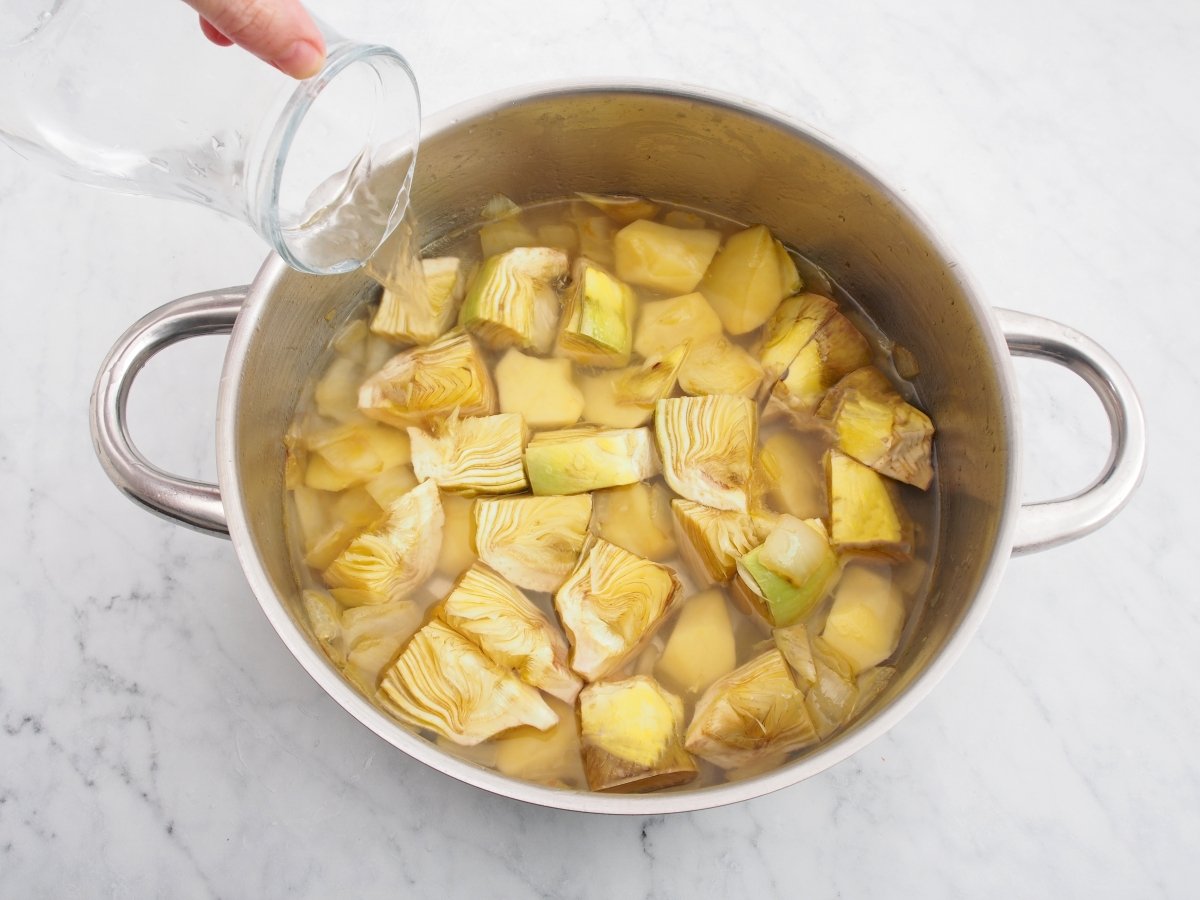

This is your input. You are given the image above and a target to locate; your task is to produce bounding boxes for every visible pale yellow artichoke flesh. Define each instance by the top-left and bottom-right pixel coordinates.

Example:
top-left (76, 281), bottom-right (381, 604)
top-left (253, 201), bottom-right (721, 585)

top-left (358, 331), bottom-right (497, 428)
top-left (826, 450), bottom-right (911, 559)
top-left (372, 257), bottom-right (466, 345)
top-left (655, 395), bottom-right (757, 512)
top-left (438, 563), bottom-right (582, 703)
top-left (409, 412), bottom-right (529, 496)
top-left (677, 335), bottom-right (764, 398)
top-left (817, 366), bottom-right (934, 490)
top-left (555, 257), bottom-right (636, 368)
top-left (579, 676), bottom-right (698, 792)
top-left (525, 426), bottom-right (659, 496)
top-left (459, 247), bottom-right (569, 353)
top-left (323, 480), bottom-right (444, 603)
top-left (756, 292), bottom-right (839, 389)
top-left (671, 499), bottom-right (768, 585)
top-left (554, 536), bottom-right (682, 682)
top-left (378, 619), bottom-right (557, 746)
top-left (474, 494), bottom-right (593, 593)
top-left (684, 648), bottom-right (818, 769)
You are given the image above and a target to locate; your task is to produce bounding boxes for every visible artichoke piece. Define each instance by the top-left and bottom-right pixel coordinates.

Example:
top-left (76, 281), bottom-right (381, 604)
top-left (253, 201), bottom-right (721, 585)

top-left (474, 495), bottom-right (593, 593)
top-left (655, 395), bottom-right (757, 512)
top-left (372, 257), bottom-right (467, 346)
top-left (672, 499), bottom-right (767, 585)
top-left (827, 450), bottom-right (911, 559)
top-left (579, 345), bottom-right (688, 429)
top-left (757, 430), bottom-right (826, 520)
top-left (525, 426), bottom-right (659, 496)
top-left (303, 521), bottom-right (362, 572)
top-left (333, 484), bottom-right (384, 529)
top-left (459, 247), bottom-right (568, 353)
top-left (817, 367), bottom-right (934, 490)
top-left (820, 564), bottom-right (906, 674)
top-left (479, 217), bottom-right (539, 258)
top-left (579, 676), bottom-right (698, 792)
top-left (555, 257), bottom-right (636, 368)
top-left (291, 484), bottom-right (333, 553)
top-left (436, 494), bottom-right (477, 579)
top-left (302, 589), bottom-right (344, 665)
top-left (698, 225), bottom-right (801, 335)
top-left (572, 212), bottom-right (618, 268)
top-left (314, 355), bottom-right (366, 423)
top-left (330, 587), bottom-right (388, 607)
top-left (613, 220), bottom-right (722, 295)
top-left (495, 696), bottom-right (587, 788)
top-left (773, 622), bottom-right (817, 686)
top-left (341, 601), bottom-right (423, 690)
top-left (323, 480), bottom-right (444, 603)
top-left (439, 563), bottom-right (582, 703)
top-left (756, 292), bottom-right (839, 388)
top-left (591, 482), bottom-right (677, 561)
top-left (633, 292), bottom-right (723, 358)
top-left (677, 335), bottom-right (764, 398)
top-left (768, 312), bottom-right (873, 416)
top-left (495, 349), bottom-right (585, 429)
top-left (804, 636), bottom-right (860, 739)
top-left (733, 517), bottom-right (838, 629)
top-left (409, 412), bottom-right (529, 496)
top-left (378, 620), bottom-right (557, 746)
top-left (654, 589), bottom-right (737, 696)
top-left (554, 536), bottom-right (682, 682)
top-left (852, 666), bottom-right (896, 717)
top-left (576, 192), bottom-right (662, 225)
top-left (481, 193), bottom-right (522, 221)
top-left (358, 331), bottom-right (497, 428)
top-left (685, 649), bottom-right (818, 769)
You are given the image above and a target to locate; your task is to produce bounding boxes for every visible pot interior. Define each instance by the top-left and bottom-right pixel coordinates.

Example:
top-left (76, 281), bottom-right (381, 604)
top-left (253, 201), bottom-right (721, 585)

top-left (224, 85), bottom-right (1015, 807)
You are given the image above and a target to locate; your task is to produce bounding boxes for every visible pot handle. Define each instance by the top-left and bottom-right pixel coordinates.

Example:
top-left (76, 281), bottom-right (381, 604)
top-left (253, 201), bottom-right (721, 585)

top-left (90, 288), bottom-right (248, 538)
top-left (996, 308), bottom-right (1147, 555)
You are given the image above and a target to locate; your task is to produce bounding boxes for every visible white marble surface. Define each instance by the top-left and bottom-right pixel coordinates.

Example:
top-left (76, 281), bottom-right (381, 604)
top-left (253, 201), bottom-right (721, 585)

top-left (2, 0), bottom-right (1197, 896)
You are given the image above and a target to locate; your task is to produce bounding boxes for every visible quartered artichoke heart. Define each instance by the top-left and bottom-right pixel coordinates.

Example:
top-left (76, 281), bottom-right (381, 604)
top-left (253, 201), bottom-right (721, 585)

top-left (555, 257), bottom-right (637, 368)
top-left (372, 257), bottom-right (467, 346)
top-left (474, 494), bottom-right (593, 593)
top-left (579, 344), bottom-right (688, 429)
top-left (677, 335), bottom-right (764, 398)
top-left (756, 292), bottom-right (839, 390)
top-left (579, 676), bottom-right (698, 793)
top-left (358, 331), bottom-right (497, 428)
top-left (733, 515), bottom-right (841, 628)
top-left (409, 412), bottom-right (529, 496)
top-left (525, 426), bottom-right (659, 496)
top-left (378, 619), bottom-right (558, 746)
top-left (817, 366), bottom-right (935, 490)
top-left (341, 601), bottom-right (424, 691)
top-left (438, 563), bottom-right (582, 703)
top-left (771, 622), bottom-right (862, 739)
top-left (684, 648), bottom-right (818, 769)
top-left (459, 247), bottom-right (569, 353)
top-left (767, 310), bottom-right (873, 419)
top-left (672, 499), bottom-right (769, 585)
top-left (323, 480), bottom-right (444, 604)
top-left (826, 450), bottom-right (912, 560)
top-left (554, 536), bottom-right (682, 682)
top-left (655, 395), bottom-right (757, 512)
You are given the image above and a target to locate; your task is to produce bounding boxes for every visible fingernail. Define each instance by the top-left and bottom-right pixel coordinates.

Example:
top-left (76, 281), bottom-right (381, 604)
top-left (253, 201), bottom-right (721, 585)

top-left (274, 40), bottom-right (325, 80)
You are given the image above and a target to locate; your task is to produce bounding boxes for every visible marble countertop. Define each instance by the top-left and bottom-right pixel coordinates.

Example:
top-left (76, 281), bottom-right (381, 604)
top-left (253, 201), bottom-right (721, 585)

top-left (2, 0), bottom-right (1197, 896)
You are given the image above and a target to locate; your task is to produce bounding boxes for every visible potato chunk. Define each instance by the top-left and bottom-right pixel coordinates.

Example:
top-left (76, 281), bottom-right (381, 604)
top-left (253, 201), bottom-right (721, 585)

top-left (633, 292), bottom-right (723, 358)
top-left (655, 590), bottom-right (737, 695)
top-left (820, 565), bottom-right (905, 673)
top-left (494, 349), bottom-right (585, 429)
top-left (699, 225), bottom-right (800, 334)
top-left (591, 482), bottom-right (677, 561)
top-left (614, 220), bottom-right (721, 294)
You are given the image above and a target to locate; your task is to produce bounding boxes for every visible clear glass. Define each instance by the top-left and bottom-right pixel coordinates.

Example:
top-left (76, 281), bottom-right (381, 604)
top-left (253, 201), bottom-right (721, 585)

top-left (0, 0), bottom-right (420, 274)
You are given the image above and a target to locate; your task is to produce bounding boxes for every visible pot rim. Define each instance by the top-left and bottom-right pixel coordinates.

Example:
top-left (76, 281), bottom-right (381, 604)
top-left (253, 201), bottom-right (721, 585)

top-left (216, 78), bottom-right (1022, 815)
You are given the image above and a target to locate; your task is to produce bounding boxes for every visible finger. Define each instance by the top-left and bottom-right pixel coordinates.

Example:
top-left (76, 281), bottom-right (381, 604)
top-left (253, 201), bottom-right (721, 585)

top-left (185, 0), bottom-right (326, 79)
top-left (199, 17), bottom-right (235, 47)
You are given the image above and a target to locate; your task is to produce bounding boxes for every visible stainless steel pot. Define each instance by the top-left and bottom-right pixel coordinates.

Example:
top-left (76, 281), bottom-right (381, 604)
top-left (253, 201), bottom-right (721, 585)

top-left (89, 82), bottom-right (1147, 814)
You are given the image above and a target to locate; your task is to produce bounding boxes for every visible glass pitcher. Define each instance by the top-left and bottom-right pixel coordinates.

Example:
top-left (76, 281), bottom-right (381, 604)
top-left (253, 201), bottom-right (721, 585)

top-left (0, 1), bottom-right (421, 274)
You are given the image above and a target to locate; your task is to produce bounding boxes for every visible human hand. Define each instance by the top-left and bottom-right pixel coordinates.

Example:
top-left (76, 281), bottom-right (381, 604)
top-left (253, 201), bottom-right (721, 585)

top-left (184, 0), bottom-right (326, 79)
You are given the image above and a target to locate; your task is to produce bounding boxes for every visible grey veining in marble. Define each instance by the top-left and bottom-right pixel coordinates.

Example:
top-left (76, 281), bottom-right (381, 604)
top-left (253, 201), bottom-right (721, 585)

top-left (2, 0), bottom-right (1198, 897)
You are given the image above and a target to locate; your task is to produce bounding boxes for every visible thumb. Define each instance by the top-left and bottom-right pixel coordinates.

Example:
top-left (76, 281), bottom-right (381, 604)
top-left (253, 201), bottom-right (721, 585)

top-left (185, 0), bottom-right (326, 79)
